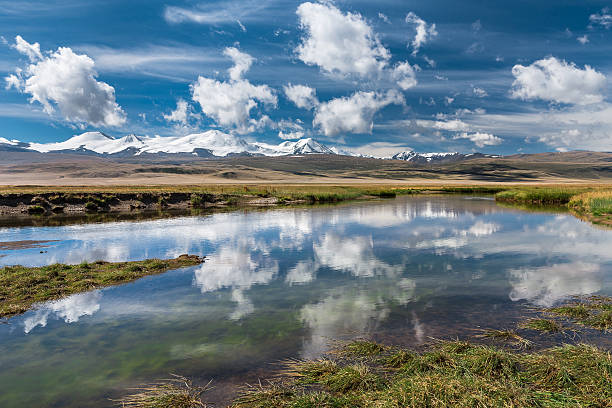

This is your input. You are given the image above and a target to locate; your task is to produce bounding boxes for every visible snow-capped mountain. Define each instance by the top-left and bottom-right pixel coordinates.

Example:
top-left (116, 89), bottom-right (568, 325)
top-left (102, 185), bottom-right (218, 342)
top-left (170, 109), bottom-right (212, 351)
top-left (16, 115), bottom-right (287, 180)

top-left (0, 131), bottom-right (501, 161)
top-left (391, 151), bottom-right (500, 163)
top-left (12, 131), bottom-right (339, 158)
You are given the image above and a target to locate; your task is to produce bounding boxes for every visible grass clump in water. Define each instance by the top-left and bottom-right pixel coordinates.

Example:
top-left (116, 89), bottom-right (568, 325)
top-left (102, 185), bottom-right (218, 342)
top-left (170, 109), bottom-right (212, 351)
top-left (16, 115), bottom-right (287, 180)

top-left (477, 329), bottom-right (533, 349)
top-left (520, 318), bottom-right (563, 333)
top-left (0, 254), bottom-right (205, 318)
top-left (341, 340), bottom-right (385, 357)
top-left (117, 375), bottom-right (209, 407)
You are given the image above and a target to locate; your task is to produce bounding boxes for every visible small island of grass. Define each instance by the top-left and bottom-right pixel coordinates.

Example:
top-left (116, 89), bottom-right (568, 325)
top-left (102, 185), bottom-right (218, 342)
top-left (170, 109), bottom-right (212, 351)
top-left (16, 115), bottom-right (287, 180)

top-left (0, 254), bottom-right (205, 318)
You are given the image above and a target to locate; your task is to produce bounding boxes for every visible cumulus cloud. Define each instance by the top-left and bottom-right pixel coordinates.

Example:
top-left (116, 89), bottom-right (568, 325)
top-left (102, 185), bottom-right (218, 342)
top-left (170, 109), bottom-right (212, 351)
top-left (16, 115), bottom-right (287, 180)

top-left (589, 8), bottom-right (612, 29)
top-left (405, 12), bottom-right (437, 55)
top-left (472, 87), bottom-right (488, 98)
top-left (191, 47), bottom-right (277, 132)
top-left (277, 119), bottom-right (306, 140)
top-left (5, 36), bottom-right (127, 127)
top-left (313, 90), bottom-right (404, 137)
top-left (511, 57), bottom-right (606, 105)
top-left (12, 35), bottom-right (42, 62)
top-left (163, 99), bottom-right (189, 124)
top-left (223, 46), bottom-right (254, 81)
top-left (454, 132), bottom-right (502, 147)
top-left (392, 61), bottom-right (418, 90)
top-left (284, 83), bottom-right (319, 110)
top-left (577, 34), bottom-right (589, 44)
top-left (416, 119), bottom-right (470, 131)
top-left (296, 2), bottom-right (390, 77)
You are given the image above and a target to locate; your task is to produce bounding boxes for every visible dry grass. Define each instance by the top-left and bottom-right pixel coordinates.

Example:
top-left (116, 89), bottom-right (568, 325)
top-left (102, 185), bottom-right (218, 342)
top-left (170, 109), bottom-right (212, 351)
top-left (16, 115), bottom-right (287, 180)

top-left (116, 375), bottom-right (211, 407)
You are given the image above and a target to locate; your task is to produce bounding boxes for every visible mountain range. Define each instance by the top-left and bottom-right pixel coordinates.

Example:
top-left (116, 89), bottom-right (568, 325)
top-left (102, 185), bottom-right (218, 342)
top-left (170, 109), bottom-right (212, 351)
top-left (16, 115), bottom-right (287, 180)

top-left (0, 131), bottom-right (497, 163)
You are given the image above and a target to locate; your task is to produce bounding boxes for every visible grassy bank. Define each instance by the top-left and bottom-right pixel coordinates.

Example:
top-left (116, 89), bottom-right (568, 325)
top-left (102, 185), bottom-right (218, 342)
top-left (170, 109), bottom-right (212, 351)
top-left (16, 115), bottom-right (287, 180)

top-left (0, 184), bottom-right (510, 216)
top-left (495, 186), bottom-right (612, 226)
top-left (0, 255), bottom-right (204, 318)
top-left (120, 340), bottom-right (612, 408)
top-left (120, 297), bottom-right (612, 408)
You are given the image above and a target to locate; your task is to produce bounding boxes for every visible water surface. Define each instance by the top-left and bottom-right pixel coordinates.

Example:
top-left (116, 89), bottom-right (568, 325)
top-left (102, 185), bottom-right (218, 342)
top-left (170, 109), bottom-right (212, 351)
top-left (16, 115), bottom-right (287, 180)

top-left (1, 195), bottom-right (611, 407)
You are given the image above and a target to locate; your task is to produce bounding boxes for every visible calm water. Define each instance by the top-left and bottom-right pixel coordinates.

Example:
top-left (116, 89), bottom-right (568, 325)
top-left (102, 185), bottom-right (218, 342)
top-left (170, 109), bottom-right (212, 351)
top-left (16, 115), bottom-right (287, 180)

top-left (1, 195), bottom-right (611, 407)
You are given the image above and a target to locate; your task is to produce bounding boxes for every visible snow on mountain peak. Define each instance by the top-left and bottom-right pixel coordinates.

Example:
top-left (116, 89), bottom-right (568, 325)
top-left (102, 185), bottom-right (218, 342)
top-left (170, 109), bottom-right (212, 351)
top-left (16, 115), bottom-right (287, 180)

top-left (6, 130), bottom-right (496, 161)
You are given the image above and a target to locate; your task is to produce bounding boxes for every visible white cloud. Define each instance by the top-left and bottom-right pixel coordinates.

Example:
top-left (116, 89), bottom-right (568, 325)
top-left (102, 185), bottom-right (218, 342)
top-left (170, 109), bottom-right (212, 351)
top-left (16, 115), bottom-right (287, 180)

top-left (313, 90), bottom-right (404, 137)
top-left (454, 132), bottom-right (502, 147)
top-left (80, 44), bottom-right (223, 79)
top-left (464, 103), bottom-right (612, 151)
top-left (444, 96), bottom-right (454, 105)
top-left (277, 119), bottom-right (305, 140)
top-left (378, 12), bottom-right (390, 24)
top-left (191, 78), bottom-right (276, 132)
top-left (577, 34), bottom-right (589, 44)
top-left (223, 46), bottom-right (254, 81)
top-left (296, 2), bottom-right (390, 77)
top-left (191, 47), bottom-right (276, 132)
top-left (6, 36), bottom-right (126, 127)
top-left (12, 35), bottom-right (42, 62)
top-left (405, 12), bottom-right (437, 55)
top-left (416, 119), bottom-right (470, 131)
top-left (589, 8), bottom-right (612, 29)
top-left (472, 87), bottom-right (488, 98)
top-left (392, 61), bottom-right (418, 90)
top-left (283, 83), bottom-right (319, 110)
top-left (511, 57), bottom-right (606, 105)
top-left (163, 0), bottom-right (269, 25)
top-left (163, 99), bottom-right (189, 124)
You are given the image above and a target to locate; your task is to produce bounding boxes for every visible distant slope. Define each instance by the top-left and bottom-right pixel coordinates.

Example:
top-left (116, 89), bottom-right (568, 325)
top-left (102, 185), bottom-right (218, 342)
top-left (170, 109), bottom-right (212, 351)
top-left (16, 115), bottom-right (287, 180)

top-left (1, 150), bottom-right (612, 185)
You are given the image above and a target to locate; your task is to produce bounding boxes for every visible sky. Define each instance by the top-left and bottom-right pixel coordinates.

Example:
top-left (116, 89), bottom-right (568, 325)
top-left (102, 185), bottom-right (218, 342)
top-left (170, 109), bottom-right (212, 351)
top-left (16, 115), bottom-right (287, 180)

top-left (1, 0), bottom-right (612, 156)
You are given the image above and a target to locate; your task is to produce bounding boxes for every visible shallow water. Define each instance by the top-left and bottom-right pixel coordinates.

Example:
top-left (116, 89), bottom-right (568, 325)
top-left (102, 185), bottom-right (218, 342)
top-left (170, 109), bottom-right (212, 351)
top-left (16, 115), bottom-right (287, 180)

top-left (1, 195), bottom-right (611, 407)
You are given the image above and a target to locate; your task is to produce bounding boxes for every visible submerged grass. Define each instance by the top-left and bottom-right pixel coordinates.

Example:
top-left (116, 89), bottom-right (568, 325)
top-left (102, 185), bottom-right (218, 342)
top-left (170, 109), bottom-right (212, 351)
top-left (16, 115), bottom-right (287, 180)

top-left (476, 329), bottom-right (533, 349)
top-left (0, 254), bottom-right (204, 318)
top-left (227, 340), bottom-right (612, 408)
top-left (520, 318), bottom-right (563, 333)
top-left (543, 296), bottom-right (612, 332)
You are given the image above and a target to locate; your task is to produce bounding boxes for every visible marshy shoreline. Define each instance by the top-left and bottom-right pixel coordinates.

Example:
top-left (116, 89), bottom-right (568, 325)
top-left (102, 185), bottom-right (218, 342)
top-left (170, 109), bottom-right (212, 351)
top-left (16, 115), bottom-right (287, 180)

top-left (121, 295), bottom-right (612, 407)
top-left (1, 184), bottom-right (610, 225)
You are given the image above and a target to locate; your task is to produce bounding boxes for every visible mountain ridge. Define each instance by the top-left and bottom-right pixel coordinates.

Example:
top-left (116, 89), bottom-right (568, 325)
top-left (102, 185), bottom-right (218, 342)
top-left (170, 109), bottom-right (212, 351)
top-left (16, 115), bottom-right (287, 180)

top-left (0, 131), bottom-right (482, 163)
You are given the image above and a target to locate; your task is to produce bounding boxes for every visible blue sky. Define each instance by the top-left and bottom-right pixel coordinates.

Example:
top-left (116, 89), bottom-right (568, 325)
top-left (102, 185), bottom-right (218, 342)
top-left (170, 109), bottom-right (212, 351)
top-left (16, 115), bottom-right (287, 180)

top-left (1, 0), bottom-right (612, 155)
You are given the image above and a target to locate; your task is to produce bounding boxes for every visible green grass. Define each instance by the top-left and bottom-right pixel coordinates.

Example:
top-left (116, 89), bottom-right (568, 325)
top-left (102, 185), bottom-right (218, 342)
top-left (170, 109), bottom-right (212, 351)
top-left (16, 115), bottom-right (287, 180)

top-left (542, 297), bottom-right (612, 332)
top-left (341, 340), bottom-right (386, 357)
top-left (226, 340), bottom-right (612, 408)
top-left (495, 188), bottom-right (581, 205)
top-left (0, 255), bottom-right (204, 318)
top-left (548, 304), bottom-right (591, 319)
top-left (520, 318), bottom-right (563, 333)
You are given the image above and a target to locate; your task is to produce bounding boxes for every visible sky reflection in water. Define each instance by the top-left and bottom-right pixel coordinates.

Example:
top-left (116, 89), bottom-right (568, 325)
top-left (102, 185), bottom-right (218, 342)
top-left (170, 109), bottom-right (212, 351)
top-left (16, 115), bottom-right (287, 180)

top-left (0, 195), bottom-right (611, 407)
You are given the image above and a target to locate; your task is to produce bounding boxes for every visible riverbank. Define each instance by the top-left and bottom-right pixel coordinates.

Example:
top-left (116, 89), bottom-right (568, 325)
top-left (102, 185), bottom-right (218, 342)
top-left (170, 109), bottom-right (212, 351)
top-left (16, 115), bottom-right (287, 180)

top-left (2, 183), bottom-right (610, 226)
top-left (0, 185), bottom-right (505, 216)
top-left (495, 187), bottom-right (612, 226)
top-left (0, 255), bottom-right (204, 318)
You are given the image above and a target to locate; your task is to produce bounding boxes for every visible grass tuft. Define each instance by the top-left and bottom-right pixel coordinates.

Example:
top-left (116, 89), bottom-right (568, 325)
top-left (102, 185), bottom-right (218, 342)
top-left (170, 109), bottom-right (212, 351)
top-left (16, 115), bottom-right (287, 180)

top-left (520, 318), bottom-right (563, 333)
top-left (116, 374), bottom-right (210, 407)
